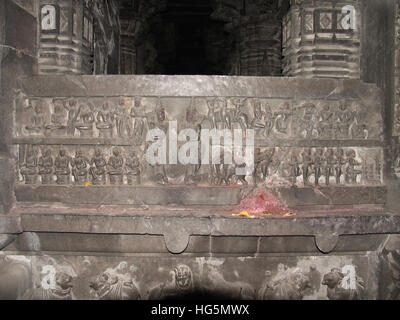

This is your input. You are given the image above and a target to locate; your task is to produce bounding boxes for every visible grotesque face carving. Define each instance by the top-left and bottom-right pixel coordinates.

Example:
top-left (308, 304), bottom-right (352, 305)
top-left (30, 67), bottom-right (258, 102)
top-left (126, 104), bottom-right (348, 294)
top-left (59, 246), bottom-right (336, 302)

top-left (322, 268), bottom-right (343, 289)
top-left (55, 272), bottom-right (73, 291)
top-left (174, 264), bottom-right (192, 290)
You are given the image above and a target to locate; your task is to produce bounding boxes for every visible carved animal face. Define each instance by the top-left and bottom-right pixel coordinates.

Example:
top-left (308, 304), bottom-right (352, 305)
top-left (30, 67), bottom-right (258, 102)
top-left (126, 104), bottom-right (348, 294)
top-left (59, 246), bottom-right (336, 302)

top-left (174, 265), bottom-right (192, 290)
top-left (55, 272), bottom-right (73, 290)
top-left (322, 270), bottom-right (342, 289)
top-left (90, 272), bottom-right (117, 294)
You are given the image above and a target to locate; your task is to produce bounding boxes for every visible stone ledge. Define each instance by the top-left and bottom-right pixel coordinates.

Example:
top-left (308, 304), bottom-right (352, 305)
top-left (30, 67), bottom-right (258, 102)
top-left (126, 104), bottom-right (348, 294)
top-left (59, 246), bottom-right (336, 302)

top-left (18, 75), bottom-right (383, 100)
top-left (2, 208), bottom-right (399, 254)
top-left (14, 185), bottom-right (387, 206)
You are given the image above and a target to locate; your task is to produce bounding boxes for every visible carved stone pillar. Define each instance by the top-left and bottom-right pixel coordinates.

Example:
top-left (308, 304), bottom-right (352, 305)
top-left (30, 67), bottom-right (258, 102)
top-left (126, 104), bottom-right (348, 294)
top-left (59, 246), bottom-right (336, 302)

top-left (282, 0), bottom-right (361, 78)
top-left (239, 0), bottom-right (282, 76)
top-left (239, 14), bottom-right (282, 76)
top-left (38, 0), bottom-right (94, 74)
top-left (120, 18), bottom-right (140, 74)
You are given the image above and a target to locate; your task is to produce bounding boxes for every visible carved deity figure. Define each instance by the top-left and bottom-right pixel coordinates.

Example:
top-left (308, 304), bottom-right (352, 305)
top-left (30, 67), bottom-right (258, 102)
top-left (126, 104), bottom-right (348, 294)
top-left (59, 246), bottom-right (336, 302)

top-left (112, 98), bottom-right (131, 138)
top-left (298, 103), bottom-right (316, 139)
top-left (96, 102), bottom-right (114, 138)
top-left (324, 148), bottom-right (336, 185)
top-left (108, 148), bottom-right (124, 185)
top-left (130, 97), bottom-right (145, 141)
top-left (335, 103), bottom-right (354, 139)
top-left (317, 104), bottom-right (334, 139)
top-left (288, 151), bottom-right (301, 185)
top-left (274, 102), bottom-right (291, 135)
top-left (25, 101), bottom-right (45, 133)
top-left (253, 148), bottom-right (275, 185)
top-left (63, 99), bottom-right (81, 136)
top-left (72, 150), bottom-right (90, 185)
top-left (313, 148), bottom-right (325, 186)
top-left (345, 149), bottom-right (362, 184)
top-left (125, 151), bottom-right (141, 185)
top-left (45, 99), bottom-right (67, 136)
top-left (38, 149), bottom-right (53, 184)
top-left (251, 100), bottom-right (273, 137)
top-left (301, 148), bottom-right (313, 185)
top-left (21, 148), bottom-right (38, 184)
top-left (351, 105), bottom-right (368, 139)
top-left (231, 98), bottom-right (249, 131)
top-left (54, 149), bottom-right (71, 185)
top-left (75, 103), bottom-right (94, 137)
top-left (206, 98), bottom-right (230, 130)
top-left (335, 148), bottom-right (346, 184)
top-left (90, 148), bottom-right (107, 185)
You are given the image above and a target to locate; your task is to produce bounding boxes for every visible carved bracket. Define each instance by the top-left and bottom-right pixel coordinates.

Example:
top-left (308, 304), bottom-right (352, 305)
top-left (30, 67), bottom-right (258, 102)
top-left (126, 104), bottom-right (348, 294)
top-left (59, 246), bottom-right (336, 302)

top-left (163, 231), bottom-right (190, 254)
top-left (314, 232), bottom-right (339, 254)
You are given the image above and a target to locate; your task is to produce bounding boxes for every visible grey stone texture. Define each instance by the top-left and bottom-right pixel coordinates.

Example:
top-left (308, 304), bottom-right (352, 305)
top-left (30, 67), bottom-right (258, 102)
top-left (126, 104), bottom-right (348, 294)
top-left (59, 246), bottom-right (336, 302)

top-left (0, 0), bottom-right (399, 301)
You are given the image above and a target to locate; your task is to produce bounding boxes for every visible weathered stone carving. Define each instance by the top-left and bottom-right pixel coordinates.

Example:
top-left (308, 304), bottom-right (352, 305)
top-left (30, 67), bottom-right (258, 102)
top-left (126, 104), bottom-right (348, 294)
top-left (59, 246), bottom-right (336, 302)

top-left (96, 102), bottom-right (114, 138)
top-left (90, 262), bottom-right (141, 300)
top-left (23, 259), bottom-right (77, 300)
top-left (148, 264), bottom-right (194, 299)
top-left (125, 151), bottom-right (141, 185)
top-left (322, 268), bottom-right (365, 300)
top-left (384, 250), bottom-right (400, 299)
top-left (54, 149), bottom-right (71, 185)
top-left (17, 145), bottom-right (382, 188)
top-left (75, 102), bottom-right (95, 138)
top-left (72, 150), bottom-right (90, 185)
top-left (90, 148), bottom-right (107, 185)
top-left (108, 148), bottom-right (124, 185)
top-left (15, 95), bottom-right (381, 141)
top-left (258, 264), bottom-right (312, 300)
top-left (20, 147), bottom-right (38, 185)
top-left (38, 149), bottom-right (53, 184)
top-left (25, 99), bottom-right (45, 134)
top-left (45, 99), bottom-right (67, 137)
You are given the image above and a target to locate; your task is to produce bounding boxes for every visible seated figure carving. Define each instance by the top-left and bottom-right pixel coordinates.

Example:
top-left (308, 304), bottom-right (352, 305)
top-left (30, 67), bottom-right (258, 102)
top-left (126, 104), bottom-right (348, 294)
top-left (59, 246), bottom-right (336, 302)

top-left (125, 151), bottom-right (141, 185)
top-left (20, 148), bottom-right (38, 184)
top-left (108, 148), bottom-right (124, 185)
top-left (38, 149), bottom-right (53, 184)
top-left (72, 150), bottom-right (90, 185)
top-left (96, 102), bottom-right (114, 138)
top-left (90, 148), bottom-right (107, 185)
top-left (54, 149), bottom-right (71, 185)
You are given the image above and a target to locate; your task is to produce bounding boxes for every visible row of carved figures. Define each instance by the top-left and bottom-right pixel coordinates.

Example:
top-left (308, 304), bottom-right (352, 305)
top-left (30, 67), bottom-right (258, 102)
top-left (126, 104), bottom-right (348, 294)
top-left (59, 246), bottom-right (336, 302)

top-left (254, 147), bottom-right (379, 186)
top-left (4, 259), bottom-right (364, 300)
top-left (20, 94), bottom-right (371, 140)
top-left (19, 146), bottom-right (377, 187)
top-left (23, 97), bottom-right (152, 140)
top-left (19, 147), bottom-right (141, 185)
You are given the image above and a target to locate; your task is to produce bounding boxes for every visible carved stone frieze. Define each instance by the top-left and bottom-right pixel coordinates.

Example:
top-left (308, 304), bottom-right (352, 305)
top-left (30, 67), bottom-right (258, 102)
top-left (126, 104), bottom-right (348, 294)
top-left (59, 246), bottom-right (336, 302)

top-left (14, 95), bottom-right (383, 141)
